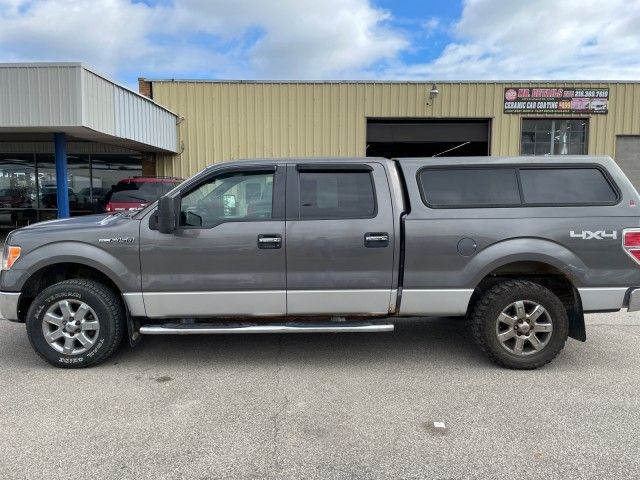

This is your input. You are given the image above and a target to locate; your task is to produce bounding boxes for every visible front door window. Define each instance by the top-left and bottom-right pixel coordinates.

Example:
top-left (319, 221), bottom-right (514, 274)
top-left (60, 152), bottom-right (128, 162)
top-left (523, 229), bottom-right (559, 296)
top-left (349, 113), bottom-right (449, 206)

top-left (180, 171), bottom-right (274, 228)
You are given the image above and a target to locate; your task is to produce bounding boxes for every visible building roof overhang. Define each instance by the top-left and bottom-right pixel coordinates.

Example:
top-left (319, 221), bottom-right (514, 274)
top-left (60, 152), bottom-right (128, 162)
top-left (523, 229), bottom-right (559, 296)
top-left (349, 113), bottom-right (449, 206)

top-left (0, 63), bottom-right (179, 153)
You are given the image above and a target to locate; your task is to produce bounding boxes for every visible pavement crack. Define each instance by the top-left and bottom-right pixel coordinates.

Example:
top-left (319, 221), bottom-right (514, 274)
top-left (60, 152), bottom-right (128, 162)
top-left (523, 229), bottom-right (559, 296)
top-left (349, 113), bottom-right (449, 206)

top-left (271, 336), bottom-right (289, 473)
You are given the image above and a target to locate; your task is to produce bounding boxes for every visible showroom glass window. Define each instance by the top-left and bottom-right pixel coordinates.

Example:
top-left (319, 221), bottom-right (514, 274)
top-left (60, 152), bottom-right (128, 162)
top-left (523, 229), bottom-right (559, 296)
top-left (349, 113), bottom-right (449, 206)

top-left (91, 154), bottom-right (142, 211)
top-left (521, 119), bottom-right (587, 155)
top-left (0, 152), bottom-right (142, 226)
top-left (0, 154), bottom-right (37, 227)
top-left (36, 153), bottom-right (92, 219)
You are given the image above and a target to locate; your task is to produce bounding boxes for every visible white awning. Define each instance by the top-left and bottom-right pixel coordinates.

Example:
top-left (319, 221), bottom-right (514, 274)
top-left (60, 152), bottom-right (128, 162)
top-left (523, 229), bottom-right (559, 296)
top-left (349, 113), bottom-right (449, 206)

top-left (0, 63), bottom-right (179, 153)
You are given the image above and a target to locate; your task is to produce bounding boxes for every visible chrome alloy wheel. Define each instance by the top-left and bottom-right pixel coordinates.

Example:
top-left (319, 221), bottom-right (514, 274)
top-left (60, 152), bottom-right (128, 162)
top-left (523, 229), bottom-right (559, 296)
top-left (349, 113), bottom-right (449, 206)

top-left (495, 300), bottom-right (553, 356)
top-left (41, 300), bottom-right (100, 355)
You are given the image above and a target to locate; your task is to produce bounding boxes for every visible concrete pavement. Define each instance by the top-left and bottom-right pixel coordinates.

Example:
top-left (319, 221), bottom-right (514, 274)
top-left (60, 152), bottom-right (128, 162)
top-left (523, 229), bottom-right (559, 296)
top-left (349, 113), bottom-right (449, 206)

top-left (1, 312), bottom-right (639, 479)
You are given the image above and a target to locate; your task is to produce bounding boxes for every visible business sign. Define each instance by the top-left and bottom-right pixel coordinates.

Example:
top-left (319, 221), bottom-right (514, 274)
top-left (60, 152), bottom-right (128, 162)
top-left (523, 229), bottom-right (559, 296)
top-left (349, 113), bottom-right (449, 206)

top-left (503, 87), bottom-right (609, 114)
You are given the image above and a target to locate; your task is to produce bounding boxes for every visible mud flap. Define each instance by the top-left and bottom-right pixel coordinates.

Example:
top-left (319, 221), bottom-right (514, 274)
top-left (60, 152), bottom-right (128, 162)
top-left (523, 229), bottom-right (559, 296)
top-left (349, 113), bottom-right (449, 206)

top-left (125, 308), bottom-right (141, 347)
top-left (568, 288), bottom-right (586, 342)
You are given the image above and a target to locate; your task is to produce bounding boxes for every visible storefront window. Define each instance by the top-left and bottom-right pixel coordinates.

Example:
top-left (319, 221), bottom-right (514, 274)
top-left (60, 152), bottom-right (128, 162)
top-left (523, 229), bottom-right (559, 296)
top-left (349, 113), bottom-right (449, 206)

top-left (36, 154), bottom-right (92, 217)
top-left (91, 154), bottom-right (142, 211)
top-left (521, 119), bottom-right (587, 155)
top-left (0, 154), bottom-right (37, 227)
top-left (0, 152), bottom-right (143, 226)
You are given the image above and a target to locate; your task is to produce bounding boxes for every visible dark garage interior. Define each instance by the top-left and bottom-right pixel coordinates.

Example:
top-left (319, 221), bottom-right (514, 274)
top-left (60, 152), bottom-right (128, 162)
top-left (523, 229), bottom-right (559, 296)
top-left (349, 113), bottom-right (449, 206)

top-left (366, 119), bottom-right (490, 158)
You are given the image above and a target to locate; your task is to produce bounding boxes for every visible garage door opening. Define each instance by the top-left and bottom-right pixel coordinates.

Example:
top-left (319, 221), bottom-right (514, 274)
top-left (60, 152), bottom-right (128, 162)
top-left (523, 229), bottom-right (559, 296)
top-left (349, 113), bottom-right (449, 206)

top-left (616, 135), bottom-right (640, 190)
top-left (366, 119), bottom-right (490, 158)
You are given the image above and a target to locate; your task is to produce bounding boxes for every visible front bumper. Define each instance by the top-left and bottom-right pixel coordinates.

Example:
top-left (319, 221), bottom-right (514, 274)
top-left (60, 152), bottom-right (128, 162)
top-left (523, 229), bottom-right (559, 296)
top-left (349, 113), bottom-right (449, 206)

top-left (0, 291), bottom-right (20, 321)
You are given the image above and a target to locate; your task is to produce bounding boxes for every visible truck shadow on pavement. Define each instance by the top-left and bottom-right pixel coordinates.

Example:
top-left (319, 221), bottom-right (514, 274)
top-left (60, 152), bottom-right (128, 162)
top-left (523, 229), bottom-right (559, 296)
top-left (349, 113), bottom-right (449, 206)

top-left (108, 317), bottom-right (492, 369)
top-left (3, 316), bottom-right (582, 370)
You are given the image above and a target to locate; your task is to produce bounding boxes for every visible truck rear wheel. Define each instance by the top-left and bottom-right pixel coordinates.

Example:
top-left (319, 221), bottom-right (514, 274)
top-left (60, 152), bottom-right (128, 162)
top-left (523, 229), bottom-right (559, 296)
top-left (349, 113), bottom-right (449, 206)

top-left (471, 280), bottom-right (569, 369)
top-left (26, 279), bottom-right (124, 368)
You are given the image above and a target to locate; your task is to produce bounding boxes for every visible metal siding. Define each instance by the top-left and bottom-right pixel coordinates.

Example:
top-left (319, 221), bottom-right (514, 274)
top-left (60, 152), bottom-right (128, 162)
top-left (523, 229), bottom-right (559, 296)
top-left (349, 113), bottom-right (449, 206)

top-left (0, 141), bottom-right (139, 154)
top-left (151, 81), bottom-right (640, 177)
top-left (0, 65), bottom-right (81, 127)
top-left (1, 64), bottom-right (178, 152)
top-left (82, 69), bottom-right (116, 134)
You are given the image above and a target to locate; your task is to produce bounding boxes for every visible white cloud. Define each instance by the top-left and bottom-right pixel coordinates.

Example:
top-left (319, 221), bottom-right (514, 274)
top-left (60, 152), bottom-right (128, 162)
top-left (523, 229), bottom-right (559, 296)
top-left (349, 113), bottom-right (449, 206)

top-left (0, 0), bottom-right (158, 73)
top-left (392, 0), bottom-right (640, 80)
top-left (0, 0), bottom-right (407, 82)
top-left (1, 0), bottom-right (639, 83)
top-left (422, 17), bottom-right (441, 35)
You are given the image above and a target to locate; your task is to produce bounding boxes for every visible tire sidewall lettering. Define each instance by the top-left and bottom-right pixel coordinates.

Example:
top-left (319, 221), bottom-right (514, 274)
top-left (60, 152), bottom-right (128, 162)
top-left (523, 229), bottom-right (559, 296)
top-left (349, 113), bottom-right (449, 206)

top-left (27, 283), bottom-right (117, 368)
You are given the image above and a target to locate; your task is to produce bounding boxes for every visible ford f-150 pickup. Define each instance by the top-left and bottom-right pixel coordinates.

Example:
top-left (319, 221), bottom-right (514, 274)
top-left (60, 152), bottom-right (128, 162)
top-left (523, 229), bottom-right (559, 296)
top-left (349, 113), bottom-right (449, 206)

top-left (2, 155), bottom-right (640, 369)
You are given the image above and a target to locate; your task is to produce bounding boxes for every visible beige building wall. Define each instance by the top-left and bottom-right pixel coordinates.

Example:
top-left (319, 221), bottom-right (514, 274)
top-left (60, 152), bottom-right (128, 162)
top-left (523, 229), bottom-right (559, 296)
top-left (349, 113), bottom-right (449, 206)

top-left (149, 80), bottom-right (640, 178)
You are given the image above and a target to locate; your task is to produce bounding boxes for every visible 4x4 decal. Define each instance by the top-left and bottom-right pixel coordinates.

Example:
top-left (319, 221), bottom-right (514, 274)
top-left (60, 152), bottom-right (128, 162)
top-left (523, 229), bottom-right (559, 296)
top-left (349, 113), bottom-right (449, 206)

top-left (570, 230), bottom-right (617, 240)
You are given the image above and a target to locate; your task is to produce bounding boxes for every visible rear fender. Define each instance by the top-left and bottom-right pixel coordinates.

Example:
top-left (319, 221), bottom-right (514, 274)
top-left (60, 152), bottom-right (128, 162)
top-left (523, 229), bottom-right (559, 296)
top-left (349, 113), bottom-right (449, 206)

top-left (467, 238), bottom-right (586, 341)
top-left (466, 238), bottom-right (586, 289)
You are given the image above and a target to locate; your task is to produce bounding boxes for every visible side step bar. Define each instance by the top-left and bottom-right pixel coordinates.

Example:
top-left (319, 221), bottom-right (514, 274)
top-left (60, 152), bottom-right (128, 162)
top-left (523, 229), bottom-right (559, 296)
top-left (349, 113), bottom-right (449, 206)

top-left (139, 321), bottom-right (394, 335)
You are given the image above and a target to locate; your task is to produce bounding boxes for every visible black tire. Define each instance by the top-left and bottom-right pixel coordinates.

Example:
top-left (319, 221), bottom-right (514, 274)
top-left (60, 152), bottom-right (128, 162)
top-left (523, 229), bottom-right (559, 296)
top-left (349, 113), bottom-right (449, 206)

top-left (471, 279), bottom-right (569, 369)
top-left (26, 279), bottom-right (124, 368)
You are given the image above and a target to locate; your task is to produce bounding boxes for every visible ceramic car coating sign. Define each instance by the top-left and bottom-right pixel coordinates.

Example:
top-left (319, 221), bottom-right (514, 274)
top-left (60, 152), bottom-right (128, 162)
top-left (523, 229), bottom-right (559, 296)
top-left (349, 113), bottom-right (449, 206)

top-left (503, 87), bottom-right (609, 114)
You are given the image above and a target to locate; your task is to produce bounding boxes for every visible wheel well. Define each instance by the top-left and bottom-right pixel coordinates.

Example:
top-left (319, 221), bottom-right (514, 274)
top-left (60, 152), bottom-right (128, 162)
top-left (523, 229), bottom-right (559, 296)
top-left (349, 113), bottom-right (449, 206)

top-left (468, 261), bottom-right (585, 341)
top-left (18, 263), bottom-right (121, 322)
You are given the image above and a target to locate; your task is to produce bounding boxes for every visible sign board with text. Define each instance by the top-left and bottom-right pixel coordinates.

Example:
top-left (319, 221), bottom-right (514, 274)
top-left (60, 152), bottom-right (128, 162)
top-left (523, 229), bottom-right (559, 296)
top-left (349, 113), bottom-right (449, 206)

top-left (503, 87), bottom-right (609, 114)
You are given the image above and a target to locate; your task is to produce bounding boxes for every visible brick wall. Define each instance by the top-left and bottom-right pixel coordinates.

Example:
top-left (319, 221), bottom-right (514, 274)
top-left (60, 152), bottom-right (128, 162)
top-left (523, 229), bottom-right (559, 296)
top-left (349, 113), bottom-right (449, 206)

top-left (138, 78), bottom-right (152, 98)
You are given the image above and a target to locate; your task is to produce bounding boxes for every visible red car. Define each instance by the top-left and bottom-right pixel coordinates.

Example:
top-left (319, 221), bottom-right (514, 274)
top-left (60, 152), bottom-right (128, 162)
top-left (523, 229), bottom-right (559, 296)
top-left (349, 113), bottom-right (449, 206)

top-left (103, 177), bottom-right (182, 213)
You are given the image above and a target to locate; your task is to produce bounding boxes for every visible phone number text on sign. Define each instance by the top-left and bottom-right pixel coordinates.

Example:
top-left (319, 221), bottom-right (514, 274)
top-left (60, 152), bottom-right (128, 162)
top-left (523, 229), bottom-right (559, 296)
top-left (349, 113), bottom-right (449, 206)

top-left (503, 87), bottom-right (609, 114)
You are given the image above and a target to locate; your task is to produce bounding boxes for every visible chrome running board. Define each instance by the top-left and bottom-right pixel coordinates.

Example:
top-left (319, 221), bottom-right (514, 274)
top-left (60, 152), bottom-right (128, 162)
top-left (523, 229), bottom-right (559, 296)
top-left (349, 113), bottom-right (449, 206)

top-left (139, 321), bottom-right (394, 335)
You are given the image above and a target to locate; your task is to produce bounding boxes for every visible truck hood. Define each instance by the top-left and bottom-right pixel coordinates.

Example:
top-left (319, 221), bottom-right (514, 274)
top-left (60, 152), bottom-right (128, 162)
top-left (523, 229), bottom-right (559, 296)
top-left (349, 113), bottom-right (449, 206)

top-left (16, 213), bottom-right (129, 231)
top-left (7, 213), bottom-right (140, 250)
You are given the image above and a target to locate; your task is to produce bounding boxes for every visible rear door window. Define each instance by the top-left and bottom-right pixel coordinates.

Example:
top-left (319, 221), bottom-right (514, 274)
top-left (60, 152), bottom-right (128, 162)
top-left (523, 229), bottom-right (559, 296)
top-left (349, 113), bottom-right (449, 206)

top-left (298, 171), bottom-right (376, 219)
top-left (419, 168), bottom-right (521, 207)
top-left (519, 168), bottom-right (618, 205)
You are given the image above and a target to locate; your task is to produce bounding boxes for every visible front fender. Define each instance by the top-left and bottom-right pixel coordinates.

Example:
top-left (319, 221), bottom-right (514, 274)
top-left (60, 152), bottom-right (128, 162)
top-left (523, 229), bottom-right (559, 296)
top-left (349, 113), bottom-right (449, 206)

top-left (1, 241), bottom-right (140, 293)
top-left (466, 237), bottom-right (587, 289)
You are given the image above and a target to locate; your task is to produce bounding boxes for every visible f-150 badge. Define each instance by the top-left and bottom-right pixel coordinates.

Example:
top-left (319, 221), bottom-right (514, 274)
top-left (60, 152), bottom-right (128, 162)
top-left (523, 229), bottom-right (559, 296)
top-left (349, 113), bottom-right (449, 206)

top-left (570, 230), bottom-right (617, 240)
top-left (98, 237), bottom-right (135, 244)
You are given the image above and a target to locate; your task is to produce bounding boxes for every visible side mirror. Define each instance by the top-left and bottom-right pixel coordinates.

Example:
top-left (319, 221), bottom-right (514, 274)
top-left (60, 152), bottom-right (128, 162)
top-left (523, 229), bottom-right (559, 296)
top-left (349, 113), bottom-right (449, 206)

top-left (157, 195), bottom-right (180, 234)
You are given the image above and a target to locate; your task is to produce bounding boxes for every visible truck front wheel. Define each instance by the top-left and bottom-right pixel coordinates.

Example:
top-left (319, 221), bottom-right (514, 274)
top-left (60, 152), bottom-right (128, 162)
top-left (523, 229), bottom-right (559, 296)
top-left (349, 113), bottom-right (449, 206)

top-left (26, 279), bottom-right (124, 368)
top-left (471, 280), bottom-right (569, 369)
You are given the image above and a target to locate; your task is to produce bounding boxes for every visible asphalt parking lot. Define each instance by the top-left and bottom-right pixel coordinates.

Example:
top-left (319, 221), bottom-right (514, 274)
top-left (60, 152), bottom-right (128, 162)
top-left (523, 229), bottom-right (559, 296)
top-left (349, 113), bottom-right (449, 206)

top-left (1, 313), bottom-right (639, 480)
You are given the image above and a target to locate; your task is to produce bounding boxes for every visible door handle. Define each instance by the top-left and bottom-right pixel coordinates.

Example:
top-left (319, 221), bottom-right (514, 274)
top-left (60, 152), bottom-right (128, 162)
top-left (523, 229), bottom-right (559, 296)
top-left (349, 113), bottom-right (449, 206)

top-left (364, 232), bottom-right (389, 248)
top-left (258, 234), bottom-right (282, 249)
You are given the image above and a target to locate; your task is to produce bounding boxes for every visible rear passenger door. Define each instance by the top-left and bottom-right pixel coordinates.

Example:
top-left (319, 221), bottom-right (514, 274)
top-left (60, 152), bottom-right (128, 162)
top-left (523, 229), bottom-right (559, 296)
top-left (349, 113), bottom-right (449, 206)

top-left (285, 163), bottom-right (395, 315)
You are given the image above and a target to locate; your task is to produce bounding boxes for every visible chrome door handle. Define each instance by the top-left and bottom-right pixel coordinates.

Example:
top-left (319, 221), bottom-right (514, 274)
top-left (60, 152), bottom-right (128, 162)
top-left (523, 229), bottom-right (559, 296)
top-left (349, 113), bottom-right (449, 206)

top-left (364, 232), bottom-right (389, 248)
top-left (258, 234), bottom-right (282, 249)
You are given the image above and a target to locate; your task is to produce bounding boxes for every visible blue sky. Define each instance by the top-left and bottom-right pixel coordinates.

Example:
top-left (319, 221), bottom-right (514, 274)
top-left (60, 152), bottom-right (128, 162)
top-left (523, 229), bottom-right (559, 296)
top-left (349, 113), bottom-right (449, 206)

top-left (1, 0), bottom-right (639, 89)
top-left (376, 0), bottom-right (462, 66)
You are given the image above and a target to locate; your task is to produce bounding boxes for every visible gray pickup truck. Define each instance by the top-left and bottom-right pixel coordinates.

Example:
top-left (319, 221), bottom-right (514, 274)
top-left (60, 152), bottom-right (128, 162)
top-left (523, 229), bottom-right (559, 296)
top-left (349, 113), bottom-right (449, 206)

top-left (2, 156), bottom-right (640, 369)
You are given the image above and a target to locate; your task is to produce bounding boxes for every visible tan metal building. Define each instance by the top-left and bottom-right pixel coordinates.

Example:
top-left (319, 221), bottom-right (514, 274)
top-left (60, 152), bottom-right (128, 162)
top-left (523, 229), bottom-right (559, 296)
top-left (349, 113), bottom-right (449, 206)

top-left (139, 79), bottom-right (640, 187)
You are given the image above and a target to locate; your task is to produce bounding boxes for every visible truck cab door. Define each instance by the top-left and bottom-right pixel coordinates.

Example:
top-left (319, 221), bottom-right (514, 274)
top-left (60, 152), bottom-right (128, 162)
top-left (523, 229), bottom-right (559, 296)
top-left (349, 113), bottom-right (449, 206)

top-left (285, 162), bottom-right (396, 315)
top-left (138, 164), bottom-right (286, 318)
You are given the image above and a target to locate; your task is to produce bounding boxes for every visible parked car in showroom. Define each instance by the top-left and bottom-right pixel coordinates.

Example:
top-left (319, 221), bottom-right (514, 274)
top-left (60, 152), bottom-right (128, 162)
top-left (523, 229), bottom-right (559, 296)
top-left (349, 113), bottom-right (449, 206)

top-left (103, 176), bottom-right (182, 213)
top-left (39, 186), bottom-right (79, 210)
top-left (0, 187), bottom-right (31, 209)
top-left (2, 156), bottom-right (640, 369)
